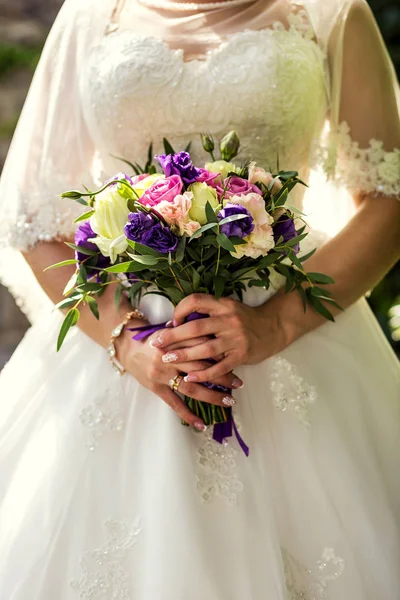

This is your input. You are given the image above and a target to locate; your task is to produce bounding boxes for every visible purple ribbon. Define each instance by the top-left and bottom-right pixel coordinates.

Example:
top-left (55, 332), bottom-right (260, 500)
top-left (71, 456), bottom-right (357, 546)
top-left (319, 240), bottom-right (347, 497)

top-left (129, 312), bottom-right (249, 456)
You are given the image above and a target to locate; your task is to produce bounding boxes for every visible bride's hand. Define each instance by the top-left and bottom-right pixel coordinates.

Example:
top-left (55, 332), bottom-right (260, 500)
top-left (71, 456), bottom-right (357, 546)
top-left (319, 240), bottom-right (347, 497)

top-left (149, 294), bottom-right (290, 382)
top-left (115, 327), bottom-right (243, 431)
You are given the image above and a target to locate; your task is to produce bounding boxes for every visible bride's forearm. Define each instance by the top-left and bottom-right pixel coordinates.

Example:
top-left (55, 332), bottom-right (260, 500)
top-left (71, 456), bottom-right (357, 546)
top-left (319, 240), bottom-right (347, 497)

top-left (265, 195), bottom-right (400, 343)
top-left (22, 241), bottom-right (144, 348)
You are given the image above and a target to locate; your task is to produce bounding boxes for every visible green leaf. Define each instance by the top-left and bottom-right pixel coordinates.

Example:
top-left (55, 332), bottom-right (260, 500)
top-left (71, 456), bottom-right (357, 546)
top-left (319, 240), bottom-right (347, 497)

top-left (228, 236), bottom-right (247, 246)
top-left (213, 275), bottom-right (225, 299)
top-left (54, 296), bottom-right (82, 310)
top-left (73, 210), bottom-right (95, 223)
top-left (163, 137), bottom-right (175, 155)
top-left (77, 264), bottom-right (87, 285)
top-left (184, 141), bottom-right (192, 153)
top-left (126, 252), bottom-right (159, 265)
top-left (297, 286), bottom-right (308, 312)
top-left (175, 235), bottom-right (186, 263)
top-left (218, 213), bottom-right (249, 226)
top-left (308, 294), bottom-right (335, 322)
top-left (310, 286), bottom-right (333, 299)
top-left (189, 222), bottom-right (218, 240)
top-left (128, 280), bottom-right (146, 300)
top-left (163, 286), bottom-right (185, 305)
top-left (307, 272), bottom-right (335, 285)
top-left (87, 296), bottom-right (100, 320)
top-left (197, 234), bottom-right (218, 246)
top-left (64, 242), bottom-right (98, 256)
top-left (57, 308), bottom-right (80, 351)
top-left (186, 247), bottom-right (201, 261)
top-left (105, 261), bottom-right (149, 273)
top-left (44, 259), bottom-right (77, 271)
top-left (299, 248), bottom-right (317, 263)
top-left (248, 278), bottom-right (270, 288)
top-left (287, 249), bottom-right (304, 271)
top-left (202, 246), bottom-right (217, 261)
top-left (126, 240), bottom-right (162, 257)
top-left (191, 268), bottom-right (201, 291)
top-left (216, 232), bottom-right (236, 252)
top-left (205, 201), bottom-right (218, 223)
top-left (63, 271), bottom-right (78, 296)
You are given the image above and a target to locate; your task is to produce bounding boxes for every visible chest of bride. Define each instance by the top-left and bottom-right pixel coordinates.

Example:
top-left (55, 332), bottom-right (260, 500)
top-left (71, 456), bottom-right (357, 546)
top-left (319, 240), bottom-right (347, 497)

top-left (82, 27), bottom-right (328, 165)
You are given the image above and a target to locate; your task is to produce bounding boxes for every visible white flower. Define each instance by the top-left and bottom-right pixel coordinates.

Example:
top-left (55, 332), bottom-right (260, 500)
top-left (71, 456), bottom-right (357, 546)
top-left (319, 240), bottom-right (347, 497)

top-left (225, 193), bottom-right (274, 258)
top-left (90, 189), bottom-right (130, 263)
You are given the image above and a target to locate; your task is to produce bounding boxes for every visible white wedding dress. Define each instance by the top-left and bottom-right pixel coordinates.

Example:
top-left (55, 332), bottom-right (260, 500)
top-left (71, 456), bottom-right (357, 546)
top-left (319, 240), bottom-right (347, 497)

top-left (0, 0), bottom-right (399, 598)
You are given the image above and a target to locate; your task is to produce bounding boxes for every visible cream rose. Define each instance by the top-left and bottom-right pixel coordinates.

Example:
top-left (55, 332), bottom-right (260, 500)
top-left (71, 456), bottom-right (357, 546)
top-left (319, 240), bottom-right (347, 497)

top-left (89, 189), bottom-right (130, 263)
top-left (187, 182), bottom-right (219, 225)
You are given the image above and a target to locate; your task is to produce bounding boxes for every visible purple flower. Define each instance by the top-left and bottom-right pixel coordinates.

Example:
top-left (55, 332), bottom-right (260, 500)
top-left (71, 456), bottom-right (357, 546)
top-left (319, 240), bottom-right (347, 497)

top-left (105, 172), bottom-right (134, 186)
top-left (124, 211), bottom-right (178, 254)
top-left (142, 223), bottom-right (178, 254)
top-left (124, 211), bottom-right (154, 242)
top-left (273, 214), bottom-right (299, 252)
top-left (218, 203), bottom-right (254, 238)
top-left (155, 151), bottom-right (201, 186)
top-left (74, 221), bottom-right (110, 269)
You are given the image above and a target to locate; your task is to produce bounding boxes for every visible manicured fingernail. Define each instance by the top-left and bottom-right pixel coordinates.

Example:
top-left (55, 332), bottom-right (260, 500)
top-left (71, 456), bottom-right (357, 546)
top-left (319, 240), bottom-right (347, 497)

top-left (231, 378), bottom-right (244, 389)
top-left (162, 352), bottom-right (178, 363)
top-left (184, 374), bottom-right (198, 383)
top-left (149, 335), bottom-right (163, 348)
top-left (166, 320), bottom-right (173, 328)
top-left (194, 421), bottom-right (207, 431)
top-left (222, 396), bottom-right (237, 407)
top-left (172, 319), bottom-right (179, 327)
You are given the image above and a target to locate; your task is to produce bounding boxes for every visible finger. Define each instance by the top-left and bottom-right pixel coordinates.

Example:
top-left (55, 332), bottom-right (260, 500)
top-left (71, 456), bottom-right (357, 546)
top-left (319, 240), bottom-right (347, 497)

top-left (177, 360), bottom-right (243, 389)
top-left (165, 336), bottom-right (211, 351)
top-left (178, 380), bottom-right (237, 407)
top-left (161, 339), bottom-right (229, 365)
top-left (173, 294), bottom-right (226, 326)
top-left (185, 356), bottom-right (237, 383)
top-left (159, 387), bottom-right (206, 431)
top-left (150, 318), bottom-right (221, 349)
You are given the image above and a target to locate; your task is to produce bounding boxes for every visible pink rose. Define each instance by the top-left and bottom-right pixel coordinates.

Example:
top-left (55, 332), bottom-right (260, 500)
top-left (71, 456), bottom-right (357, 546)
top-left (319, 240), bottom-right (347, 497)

top-left (248, 162), bottom-right (282, 194)
top-left (156, 192), bottom-right (201, 236)
top-left (140, 174), bottom-right (183, 207)
top-left (216, 176), bottom-right (261, 199)
top-left (196, 168), bottom-right (220, 187)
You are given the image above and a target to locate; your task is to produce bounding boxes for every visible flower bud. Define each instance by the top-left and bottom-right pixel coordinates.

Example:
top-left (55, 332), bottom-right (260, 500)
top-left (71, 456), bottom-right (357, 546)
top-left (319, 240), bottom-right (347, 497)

top-left (62, 190), bottom-right (82, 199)
top-left (201, 133), bottom-right (215, 153)
top-left (220, 130), bottom-right (240, 161)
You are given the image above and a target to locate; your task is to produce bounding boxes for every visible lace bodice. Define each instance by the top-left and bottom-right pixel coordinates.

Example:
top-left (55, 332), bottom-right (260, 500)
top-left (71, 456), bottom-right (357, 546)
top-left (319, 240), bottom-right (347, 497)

top-left (82, 15), bottom-right (327, 202)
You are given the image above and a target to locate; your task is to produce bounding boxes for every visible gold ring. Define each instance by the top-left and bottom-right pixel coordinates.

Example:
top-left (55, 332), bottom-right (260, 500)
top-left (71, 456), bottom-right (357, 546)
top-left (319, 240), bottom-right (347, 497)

top-left (169, 373), bottom-right (183, 392)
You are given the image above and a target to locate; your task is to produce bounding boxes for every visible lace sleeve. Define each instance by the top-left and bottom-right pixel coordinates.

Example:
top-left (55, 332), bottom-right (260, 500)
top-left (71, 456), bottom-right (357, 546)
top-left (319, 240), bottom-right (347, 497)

top-left (324, 0), bottom-right (400, 198)
top-left (0, 0), bottom-right (98, 252)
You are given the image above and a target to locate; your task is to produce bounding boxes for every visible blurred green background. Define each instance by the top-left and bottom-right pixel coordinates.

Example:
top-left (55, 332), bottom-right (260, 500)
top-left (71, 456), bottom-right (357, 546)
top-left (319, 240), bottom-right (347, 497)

top-left (0, 0), bottom-right (399, 367)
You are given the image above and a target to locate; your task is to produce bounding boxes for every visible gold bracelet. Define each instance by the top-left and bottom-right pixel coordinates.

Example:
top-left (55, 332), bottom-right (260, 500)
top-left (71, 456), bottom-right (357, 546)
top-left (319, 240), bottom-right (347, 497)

top-left (107, 309), bottom-right (145, 375)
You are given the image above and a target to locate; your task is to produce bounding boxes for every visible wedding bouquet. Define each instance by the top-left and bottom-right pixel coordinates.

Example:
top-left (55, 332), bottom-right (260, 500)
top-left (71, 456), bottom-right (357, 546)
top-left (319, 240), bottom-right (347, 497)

top-left (51, 131), bottom-right (338, 433)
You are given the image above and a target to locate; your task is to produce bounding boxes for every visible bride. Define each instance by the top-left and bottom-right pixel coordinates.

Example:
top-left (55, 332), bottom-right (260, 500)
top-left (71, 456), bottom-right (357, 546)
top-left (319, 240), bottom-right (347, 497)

top-left (0, 0), bottom-right (399, 597)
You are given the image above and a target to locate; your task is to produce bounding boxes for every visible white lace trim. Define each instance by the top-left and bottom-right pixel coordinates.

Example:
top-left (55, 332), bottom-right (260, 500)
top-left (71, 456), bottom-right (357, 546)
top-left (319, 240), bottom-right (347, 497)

top-left (70, 518), bottom-right (140, 599)
top-left (196, 424), bottom-right (244, 504)
top-left (283, 547), bottom-right (345, 599)
top-left (270, 356), bottom-right (317, 427)
top-left (322, 121), bottom-right (400, 198)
